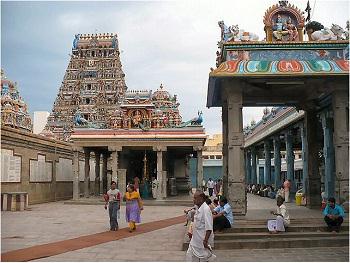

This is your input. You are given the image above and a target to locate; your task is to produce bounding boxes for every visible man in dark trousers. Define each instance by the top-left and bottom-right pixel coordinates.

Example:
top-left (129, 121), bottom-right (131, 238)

top-left (323, 197), bottom-right (345, 232)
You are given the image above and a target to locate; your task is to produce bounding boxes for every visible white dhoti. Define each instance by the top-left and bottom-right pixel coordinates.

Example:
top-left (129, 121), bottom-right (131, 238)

top-left (267, 215), bottom-right (289, 232)
top-left (186, 244), bottom-right (216, 262)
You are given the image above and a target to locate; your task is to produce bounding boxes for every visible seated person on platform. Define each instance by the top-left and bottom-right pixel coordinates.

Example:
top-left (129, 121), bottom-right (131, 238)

top-left (259, 185), bottom-right (266, 197)
top-left (251, 184), bottom-right (256, 194)
top-left (213, 197), bottom-right (233, 232)
top-left (323, 197), bottom-right (345, 232)
top-left (267, 196), bottom-right (290, 234)
top-left (263, 185), bottom-right (270, 197)
top-left (268, 185), bottom-right (276, 199)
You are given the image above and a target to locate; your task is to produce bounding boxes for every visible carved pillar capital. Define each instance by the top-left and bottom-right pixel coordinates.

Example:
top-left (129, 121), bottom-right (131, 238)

top-left (153, 146), bottom-right (167, 152)
top-left (108, 146), bottom-right (122, 152)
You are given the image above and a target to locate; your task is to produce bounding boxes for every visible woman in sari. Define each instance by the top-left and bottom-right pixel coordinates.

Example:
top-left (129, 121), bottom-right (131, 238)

top-left (124, 184), bottom-right (143, 232)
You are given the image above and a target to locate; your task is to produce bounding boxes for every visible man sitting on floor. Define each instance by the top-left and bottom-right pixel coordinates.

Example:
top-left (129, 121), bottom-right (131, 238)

top-left (212, 197), bottom-right (233, 232)
top-left (323, 197), bottom-right (345, 232)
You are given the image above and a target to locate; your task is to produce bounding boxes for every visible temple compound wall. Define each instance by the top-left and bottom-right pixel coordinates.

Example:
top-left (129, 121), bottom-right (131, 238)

top-left (1, 126), bottom-right (108, 204)
top-left (1, 126), bottom-right (74, 204)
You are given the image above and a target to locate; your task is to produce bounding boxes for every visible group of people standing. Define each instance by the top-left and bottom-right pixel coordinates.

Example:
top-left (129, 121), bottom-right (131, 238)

top-left (104, 181), bottom-right (143, 233)
top-left (203, 178), bottom-right (223, 198)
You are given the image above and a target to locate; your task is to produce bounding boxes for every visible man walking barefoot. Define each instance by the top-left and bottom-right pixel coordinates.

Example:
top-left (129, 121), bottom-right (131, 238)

top-left (186, 190), bottom-right (216, 262)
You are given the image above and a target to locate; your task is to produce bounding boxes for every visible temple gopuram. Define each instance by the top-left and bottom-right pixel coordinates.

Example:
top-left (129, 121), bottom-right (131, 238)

top-left (45, 33), bottom-right (127, 141)
top-left (208, 0), bottom-right (349, 214)
top-left (1, 70), bottom-right (32, 132)
top-left (45, 33), bottom-right (206, 200)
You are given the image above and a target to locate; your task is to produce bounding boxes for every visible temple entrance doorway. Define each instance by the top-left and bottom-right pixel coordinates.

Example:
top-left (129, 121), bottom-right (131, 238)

top-left (122, 147), bottom-right (157, 186)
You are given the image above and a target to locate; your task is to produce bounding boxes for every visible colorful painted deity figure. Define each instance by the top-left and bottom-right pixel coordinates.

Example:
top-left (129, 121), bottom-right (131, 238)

top-left (285, 17), bottom-right (299, 41)
top-left (272, 14), bottom-right (289, 41)
top-left (72, 34), bottom-right (80, 49)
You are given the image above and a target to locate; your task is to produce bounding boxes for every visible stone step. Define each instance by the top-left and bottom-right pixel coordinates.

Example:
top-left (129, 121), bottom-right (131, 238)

top-left (224, 224), bottom-right (349, 233)
top-left (214, 231), bottom-right (349, 240)
top-left (183, 236), bottom-right (349, 250)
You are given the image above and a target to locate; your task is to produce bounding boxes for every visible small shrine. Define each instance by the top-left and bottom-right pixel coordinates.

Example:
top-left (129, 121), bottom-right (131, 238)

top-left (208, 1), bottom-right (349, 215)
top-left (263, 0), bottom-right (304, 42)
top-left (1, 69), bottom-right (32, 132)
top-left (109, 84), bottom-right (183, 130)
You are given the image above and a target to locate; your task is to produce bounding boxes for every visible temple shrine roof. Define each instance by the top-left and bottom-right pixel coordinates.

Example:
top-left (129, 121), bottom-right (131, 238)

top-left (208, 0), bottom-right (349, 109)
top-left (1, 69), bottom-right (33, 132)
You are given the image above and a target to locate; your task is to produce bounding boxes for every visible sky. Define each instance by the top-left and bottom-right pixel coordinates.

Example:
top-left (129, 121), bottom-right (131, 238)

top-left (1, 0), bottom-right (349, 135)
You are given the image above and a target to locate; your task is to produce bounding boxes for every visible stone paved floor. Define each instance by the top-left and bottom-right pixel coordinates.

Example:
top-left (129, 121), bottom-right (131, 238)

top-left (1, 201), bottom-right (183, 253)
top-left (31, 223), bottom-right (349, 262)
top-left (2, 194), bottom-right (349, 261)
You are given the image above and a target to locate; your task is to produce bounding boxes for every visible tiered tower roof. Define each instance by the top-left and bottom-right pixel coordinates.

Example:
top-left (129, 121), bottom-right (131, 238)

top-left (1, 69), bottom-right (33, 132)
top-left (45, 33), bottom-right (127, 141)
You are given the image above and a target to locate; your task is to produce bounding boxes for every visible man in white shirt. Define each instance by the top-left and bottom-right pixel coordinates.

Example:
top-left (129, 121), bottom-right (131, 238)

top-left (207, 178), bottom-right (215, 197)
top-left (267, 196), bottom-right (290, 233)
top-left (186, 190), bottom-right (216, 262)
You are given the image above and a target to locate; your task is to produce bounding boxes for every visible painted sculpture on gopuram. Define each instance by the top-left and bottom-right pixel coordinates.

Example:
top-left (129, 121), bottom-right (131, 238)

top-left (263, 0), bottom-right (305, 42)
top-left (1, 69), bottom-right (33, 132)
top-left (217, 0), bottom-right (348, 49)
top-left (45, 33), bottom-right (202, 141)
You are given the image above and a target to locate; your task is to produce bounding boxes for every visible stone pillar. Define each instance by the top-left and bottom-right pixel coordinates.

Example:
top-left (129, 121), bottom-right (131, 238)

top-left (102, 152), bottom-right (108, 194)
top-left (94, 150), bottom-right (101, 196)
top-left (154, 146), bottom-right (166, 200)
top-left (304, 110), bottom-right (321, 208)
top-left (72, 148), bottom-right (80, 200)
top-left (320, 111), bottom-right (335, 199)
top-left (285, 130), bottom-right (295, 192)
top-left (251, 147), bottom-right (257, 184)
top-left (84, 148), bottom-right (91, 198)
top-left (118, 169), bottom-right (127, 194)
top-left (273, 136), bottom-right (281, 188)
top-left (99, 158), bottom-right (103, 194)
top-left (300, 124), bottom-right (308, 195)
top-left (245, 151), bottom-right (252, 184)
top-left (332, 88), bottom-right (349, 203)
top-left (224, 81), bottom-right (246, 215)
top-left (194, 146), bottom-right (204, 190)
top-left (264, 140), bottom-right (271, 185)
top-left (108, 146), bottom-right (122, 186)
top-left (222, 98), bottom-right (229, 196)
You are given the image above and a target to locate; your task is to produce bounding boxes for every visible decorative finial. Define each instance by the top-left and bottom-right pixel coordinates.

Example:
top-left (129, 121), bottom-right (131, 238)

top-left (279, 0), bottom-right (288, 8)
top-left (160, 83), bottom-right (163, 89)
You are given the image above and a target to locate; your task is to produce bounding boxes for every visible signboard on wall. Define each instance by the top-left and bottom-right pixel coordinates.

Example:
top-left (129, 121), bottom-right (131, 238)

top-left (30, 154), bottom-right (52, 182)
top-left (1, 149), bottom-right (21, 182)
top-left (56, 158), bottom-right (73, 181)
